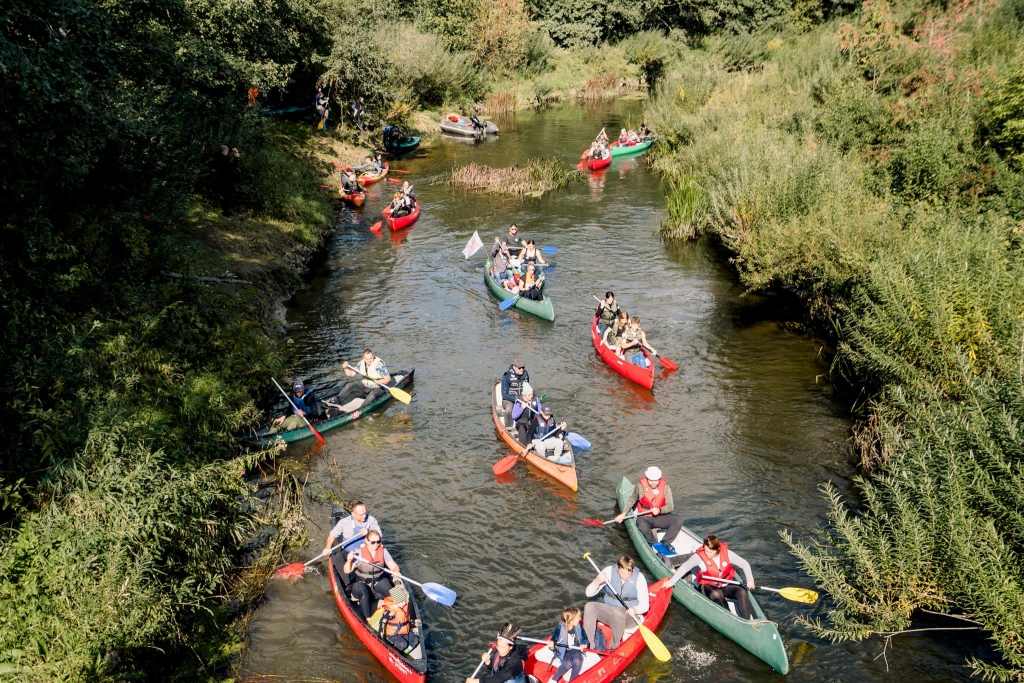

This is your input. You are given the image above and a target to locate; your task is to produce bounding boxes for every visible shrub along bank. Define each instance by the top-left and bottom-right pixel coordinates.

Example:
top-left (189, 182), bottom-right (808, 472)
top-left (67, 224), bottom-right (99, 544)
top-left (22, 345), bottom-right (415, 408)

top-left (648, 0), bottom-right (1024, 676)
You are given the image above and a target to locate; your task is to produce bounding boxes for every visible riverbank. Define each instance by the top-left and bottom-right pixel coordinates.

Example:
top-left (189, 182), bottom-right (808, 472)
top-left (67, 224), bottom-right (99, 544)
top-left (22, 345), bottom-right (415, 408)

top-left (648, 0), bottom-right (1024, 676)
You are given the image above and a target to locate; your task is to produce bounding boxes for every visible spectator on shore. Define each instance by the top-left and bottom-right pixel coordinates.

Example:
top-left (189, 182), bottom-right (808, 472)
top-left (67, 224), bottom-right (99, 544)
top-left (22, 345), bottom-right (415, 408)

top-left (212, 145), bottom-right (240, 216)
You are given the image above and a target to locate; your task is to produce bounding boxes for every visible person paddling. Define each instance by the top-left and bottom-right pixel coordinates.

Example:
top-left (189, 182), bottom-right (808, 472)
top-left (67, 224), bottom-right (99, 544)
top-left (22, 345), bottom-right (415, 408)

top-left (595, 291), bottom-right (619, 336)
top-left (532, 405), bottom-right (568, 463)
top-left (336, 348), bottom-right (391, 406)
top-left (616, 316), bottom-right (656, 367)
top-left (340, 169), bottom-right (360, 196)
top-left (379, 584), bottom-right (420, 654)
top-left (502, 224), bottom-right (525, 259)
top-left (668, 534), bottom-right (757, 620)
top-left (270, 379), bottom-right (321, 432)
top-left (547, 606), bottom-right (589, 681)
top-left (401, 180), bottom-right (416, 201)
top-left (342, 528), bottom-right (402, 619)
top-left (520, 240), bottom-right (547, 266)
top-left (583, 555), bottom-right (650, 651)
top-left (501, 359), bottom-right (530, 425)
top-left (490, 239), bottom-right (515, 285)
top-left (323, 501), bottom-right (380, 557)
top-left (616, 466), bottom-right (684, 552)
top-left (511, 382), bottom-right (541, 445)
top-left (466, 622), bottom-right (527, 683)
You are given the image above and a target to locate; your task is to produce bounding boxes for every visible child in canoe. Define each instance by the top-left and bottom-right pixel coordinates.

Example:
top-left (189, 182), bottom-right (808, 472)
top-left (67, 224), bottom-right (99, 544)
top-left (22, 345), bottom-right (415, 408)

top-left (547, 606), bottom-right (590, 681)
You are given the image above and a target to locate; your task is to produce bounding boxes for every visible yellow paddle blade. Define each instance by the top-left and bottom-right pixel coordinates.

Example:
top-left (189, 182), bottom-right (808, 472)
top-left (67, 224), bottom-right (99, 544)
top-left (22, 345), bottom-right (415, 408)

top-left (638, 624), bottom-right (671, 662)
top-left (778, 587), bottom-right (818, 604)
top-left (388, 386), bottom-right (412, 404)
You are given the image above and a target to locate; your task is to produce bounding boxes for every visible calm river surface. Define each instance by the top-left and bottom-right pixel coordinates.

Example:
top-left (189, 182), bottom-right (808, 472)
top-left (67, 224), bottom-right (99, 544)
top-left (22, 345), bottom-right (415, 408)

top-left (241, 102), bottom-right (975, 682)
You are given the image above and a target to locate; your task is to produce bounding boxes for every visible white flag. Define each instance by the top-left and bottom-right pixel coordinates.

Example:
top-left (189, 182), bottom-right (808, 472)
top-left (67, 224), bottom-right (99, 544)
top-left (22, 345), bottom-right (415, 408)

top-left (463, 230), bottom-right (483, 259)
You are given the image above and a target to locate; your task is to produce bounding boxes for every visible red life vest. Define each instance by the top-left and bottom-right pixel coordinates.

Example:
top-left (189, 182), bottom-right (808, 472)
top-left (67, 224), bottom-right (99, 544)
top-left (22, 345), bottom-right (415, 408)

top-left (696, 543), bottom-right (737, 586)
top-left (637, 477), bottom-right (666, 514)
top-left (355, 543), bottom-right (386, 581)
top-left (380, 596), bottom-right (411, 636)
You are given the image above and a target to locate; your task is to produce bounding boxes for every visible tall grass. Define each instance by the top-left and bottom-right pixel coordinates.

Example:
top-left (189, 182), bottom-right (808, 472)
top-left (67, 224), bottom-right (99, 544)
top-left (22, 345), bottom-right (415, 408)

top-left (450, 158), bottom-right (581, 195)
top-left (650, 0), bottom-right (1024, 675)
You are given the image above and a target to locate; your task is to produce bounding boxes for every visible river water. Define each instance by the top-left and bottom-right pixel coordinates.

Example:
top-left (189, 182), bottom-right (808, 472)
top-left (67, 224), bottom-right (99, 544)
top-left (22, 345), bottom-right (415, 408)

top-left (240, 101), bottom-right (976, 682)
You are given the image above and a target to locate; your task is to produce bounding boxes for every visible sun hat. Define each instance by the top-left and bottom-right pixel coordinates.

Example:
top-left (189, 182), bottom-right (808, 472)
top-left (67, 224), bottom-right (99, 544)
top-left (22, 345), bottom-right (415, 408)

top-left (645, 466), bottom-right (662, 481)
top-left (389, 585), bottom-right (409, 604)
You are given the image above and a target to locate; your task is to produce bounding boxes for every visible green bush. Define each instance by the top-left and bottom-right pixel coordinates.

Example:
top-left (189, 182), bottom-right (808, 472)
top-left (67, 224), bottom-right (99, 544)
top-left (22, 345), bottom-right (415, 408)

top-left (621, 30), bottom-right (672, 88)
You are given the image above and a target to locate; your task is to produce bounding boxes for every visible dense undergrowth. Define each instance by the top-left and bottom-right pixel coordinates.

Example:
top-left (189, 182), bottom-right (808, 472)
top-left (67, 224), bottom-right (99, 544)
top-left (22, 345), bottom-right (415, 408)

top-left (649, 0), bottom-right (1024, 676)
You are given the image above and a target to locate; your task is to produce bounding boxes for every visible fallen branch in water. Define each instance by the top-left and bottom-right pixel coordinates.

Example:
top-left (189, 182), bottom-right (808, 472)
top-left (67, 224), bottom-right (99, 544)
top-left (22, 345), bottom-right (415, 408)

top-left (449, 158), bottom-right (581, 196)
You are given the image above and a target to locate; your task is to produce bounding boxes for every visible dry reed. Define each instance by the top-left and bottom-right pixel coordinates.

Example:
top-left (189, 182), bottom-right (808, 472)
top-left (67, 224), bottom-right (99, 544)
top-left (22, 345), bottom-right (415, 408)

top-left (450, 158), bottom-right (580, 196)
top-left (485, 90), bottom-right (518, 114)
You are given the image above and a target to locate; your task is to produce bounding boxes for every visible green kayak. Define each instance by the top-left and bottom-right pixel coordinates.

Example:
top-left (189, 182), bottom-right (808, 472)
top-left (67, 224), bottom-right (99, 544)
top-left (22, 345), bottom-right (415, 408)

top-left (484, 259), bottom-right (555, 321)
top-left (616, 477), bottom-right (789, 674)
top-left (241, 371), bottom-right (414, 448)
top-left (609, 139), bottom-right (654, 157)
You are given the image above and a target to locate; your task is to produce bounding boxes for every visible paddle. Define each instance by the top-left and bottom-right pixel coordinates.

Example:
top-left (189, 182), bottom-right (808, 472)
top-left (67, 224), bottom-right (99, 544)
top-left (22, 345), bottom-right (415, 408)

top-left (349, 555), bottom-right (457, 606)
top-left (492, 423), bottom-right (563, 474)
top-left (272, 377), bottom-right (326, 444)
top-left (498, 294), bottom-right (521, 311)
top-left (370, 221), bottom-right (383, 233)
top-left (468, 646), bottom-right (493, 681)
top-left (580, 511), bottom-right (651, 527)
top-left (694, 575), bottom-right (819, 604)
top-left (391, 168), bottom-right (411, 174)
top-left (518, 636), bottom-right (611, 657)
top-left (582, 553), bottom-right (671, 662)
top-left (540, 246), bottom-right (557, 254)
top-left (343, 362), bottom-right (412, 404)
top-left (272, 531), bottom-right (366, 579)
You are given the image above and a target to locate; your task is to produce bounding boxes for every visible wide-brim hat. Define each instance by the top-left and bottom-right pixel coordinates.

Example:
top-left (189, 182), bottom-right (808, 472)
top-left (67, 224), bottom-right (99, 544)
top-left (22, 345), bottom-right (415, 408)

top-left (645, 466), bottom-right (662, 481)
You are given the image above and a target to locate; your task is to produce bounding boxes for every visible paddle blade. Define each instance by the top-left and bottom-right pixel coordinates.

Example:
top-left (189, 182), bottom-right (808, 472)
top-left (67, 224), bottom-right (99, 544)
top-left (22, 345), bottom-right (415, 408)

top-left (492, 454), bottom-right (519, 474)
top-left (566, 432), bottom-right (591, 450)
top-left (778, 587), bottom-right (819, 604)
top-left (580, 518), bottom-right (606, 527)
top-left (499, 296), bottom-right (519, 311)
top-left (388, 386), bottom-right (412, 404)
top-left (657, 356), bottom-right (679, 371)
top-left (392, 168), bottom-right (411, 174)
top-left (421, 582), bottom-right (457, 606)
top-left (638, 624), bottom-right (671, 662)
top-left (370, 221), bottom-right (383, 233)
top-left (310, 424), bottom-right (327, 444)
top-left (540, 246), bottom-right (557, 254)
top-left (272, 562), bottom-right (307, 579)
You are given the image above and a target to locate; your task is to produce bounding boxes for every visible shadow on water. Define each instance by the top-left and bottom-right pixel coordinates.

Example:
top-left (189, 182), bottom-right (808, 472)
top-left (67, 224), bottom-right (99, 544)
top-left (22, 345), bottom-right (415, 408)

top-left (240, 101), bottom-right (984, 682)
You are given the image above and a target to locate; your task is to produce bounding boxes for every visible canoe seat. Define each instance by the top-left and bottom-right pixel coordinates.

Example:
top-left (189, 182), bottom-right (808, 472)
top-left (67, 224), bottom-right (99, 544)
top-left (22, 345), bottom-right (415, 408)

top-left (533, 647), bottom-right (602, 680)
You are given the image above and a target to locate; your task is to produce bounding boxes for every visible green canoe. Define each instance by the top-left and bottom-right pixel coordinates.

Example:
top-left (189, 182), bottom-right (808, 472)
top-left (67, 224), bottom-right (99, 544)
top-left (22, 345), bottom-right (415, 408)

top-left (484, 259), bottom-right (555, 321)
top-left (242, 370), bottom-right (414, 448)
top-left (609, 139), bottom-right (654, 157)
top-left (616, 477), bottom-right (789, 674)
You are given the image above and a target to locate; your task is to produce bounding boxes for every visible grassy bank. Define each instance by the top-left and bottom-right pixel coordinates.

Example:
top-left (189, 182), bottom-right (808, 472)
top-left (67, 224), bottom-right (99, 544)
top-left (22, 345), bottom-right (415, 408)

top-left (649, 0), bottom-right (1024, 676)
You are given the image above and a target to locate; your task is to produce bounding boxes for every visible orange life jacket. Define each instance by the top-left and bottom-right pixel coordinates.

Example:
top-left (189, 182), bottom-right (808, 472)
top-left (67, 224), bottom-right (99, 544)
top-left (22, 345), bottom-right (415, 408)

top-left (355, 543), bottom-right (386, 581)
top-left (696, 543), bottom-right (737, 586)
top-left (637, 477), bottom-right (666, 514)
top-left (379, 597), bottom-right (411, 636)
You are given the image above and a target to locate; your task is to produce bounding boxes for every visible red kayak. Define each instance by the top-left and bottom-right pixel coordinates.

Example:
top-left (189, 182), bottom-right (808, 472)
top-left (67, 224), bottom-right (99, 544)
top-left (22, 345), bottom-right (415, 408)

top-left (588, 154), bottom-right (611, 170)
top-left (591, 320), bottom-right (654, 390)
top-left (383, 200), bottom-right (420, 232)
top-left (327, 527), bottom-right (427, 683)
top-left (523, 577), bottom-right (673, 683)
top-left (339, 186), bottom-right (365, 207)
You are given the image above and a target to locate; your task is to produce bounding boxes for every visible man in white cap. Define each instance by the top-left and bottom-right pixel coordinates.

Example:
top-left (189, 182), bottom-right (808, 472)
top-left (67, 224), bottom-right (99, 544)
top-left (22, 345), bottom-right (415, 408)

top-left (615, 466), bottom-right (684, 551)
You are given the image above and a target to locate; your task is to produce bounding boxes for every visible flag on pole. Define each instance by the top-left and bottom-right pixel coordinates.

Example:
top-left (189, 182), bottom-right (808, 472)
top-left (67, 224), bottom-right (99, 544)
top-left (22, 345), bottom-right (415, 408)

top-left (463, 230), bottom-right (483, 259)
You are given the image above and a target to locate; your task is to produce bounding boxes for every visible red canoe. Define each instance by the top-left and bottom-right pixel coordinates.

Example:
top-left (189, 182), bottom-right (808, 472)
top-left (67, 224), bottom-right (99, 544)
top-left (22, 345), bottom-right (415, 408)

top-left (591, 320), bottom-right (654, 390)
top-left (588, 154), bottom-right (611, 170)
top-left (383, 200), bottom-right (420, 232)
top-left (339, 186), bottom-right (365, 207)
top-left (524, 577), bottom-right (673, 683)
top-left (328, 546), bottom-right (427, 683)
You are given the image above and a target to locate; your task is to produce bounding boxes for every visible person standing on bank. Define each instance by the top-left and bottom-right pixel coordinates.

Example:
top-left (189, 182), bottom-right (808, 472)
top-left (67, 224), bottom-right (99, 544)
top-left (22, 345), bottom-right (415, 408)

top-left (335, 348), bottom-right (391, 406)
top-left (349, 96), bottom-right (365, 131)
top-left (323, 501), bottom-right (380, 556)
top-left (668, 534), bottom-right (756, 620)
top-left (212, 144), bottom-right (240, 216)
top-left (583, 555), bottom-right (650, 651)
top-left (615, 466), bottom-right (684, 552)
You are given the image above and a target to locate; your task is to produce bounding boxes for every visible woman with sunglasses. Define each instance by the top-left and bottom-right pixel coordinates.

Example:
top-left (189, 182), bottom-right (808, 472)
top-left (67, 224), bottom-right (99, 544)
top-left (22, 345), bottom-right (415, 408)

top-left (343, 529), bottom-right (403, 619)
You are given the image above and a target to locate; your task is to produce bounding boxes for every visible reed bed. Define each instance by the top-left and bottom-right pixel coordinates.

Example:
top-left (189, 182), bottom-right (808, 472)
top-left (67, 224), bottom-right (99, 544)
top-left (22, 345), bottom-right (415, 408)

top-left (450, 158), bottom-right (580, 196)
top-left (574, 72), bottom-right (635, 101)
top-left (485, 90), bottom-right (518, 114)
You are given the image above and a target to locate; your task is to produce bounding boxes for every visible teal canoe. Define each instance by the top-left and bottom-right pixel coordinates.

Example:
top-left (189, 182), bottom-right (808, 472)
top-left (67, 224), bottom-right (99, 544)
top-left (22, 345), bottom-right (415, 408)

top-left (385, 136), bottom-right (421, 154)
top-left (616, 476), bottom-right (789, 674)
top-left (609, 139), bottom-right (653, 157)
top-left (484, 259), bottom-right (555, 321)
top-left (242, 370), bottom-right (414, 448)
